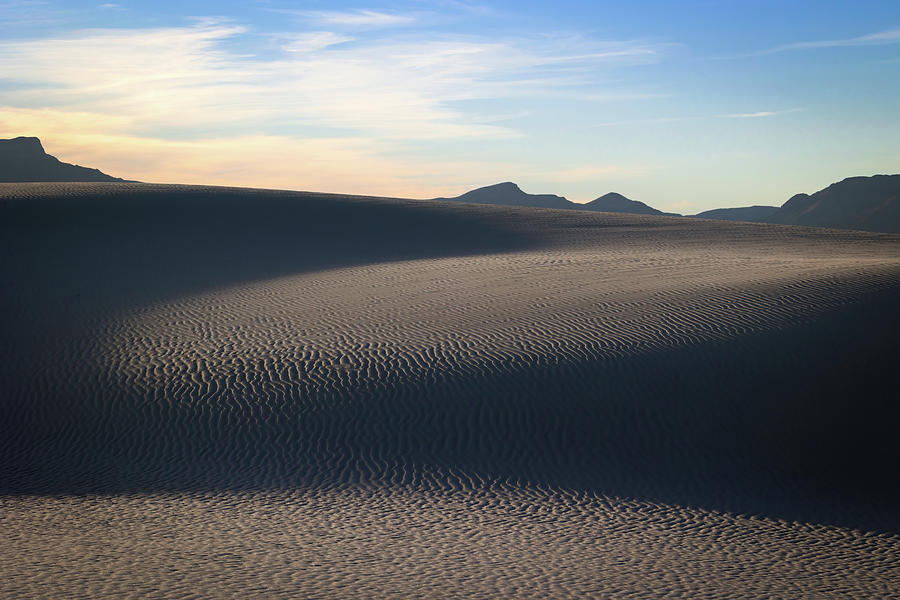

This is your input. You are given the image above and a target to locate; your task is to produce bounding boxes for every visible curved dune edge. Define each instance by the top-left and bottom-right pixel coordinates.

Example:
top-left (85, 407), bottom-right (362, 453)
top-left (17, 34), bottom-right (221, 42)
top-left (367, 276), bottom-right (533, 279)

top-left (2, 183), bottom-right (900, 597)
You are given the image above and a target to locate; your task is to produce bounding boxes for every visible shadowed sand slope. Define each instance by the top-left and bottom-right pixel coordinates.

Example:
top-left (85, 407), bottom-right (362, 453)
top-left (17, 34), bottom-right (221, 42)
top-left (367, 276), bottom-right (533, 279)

top-left (692, 205), bottom-right (779, 222)
top-left (2, 183), bottom-right (900, 598)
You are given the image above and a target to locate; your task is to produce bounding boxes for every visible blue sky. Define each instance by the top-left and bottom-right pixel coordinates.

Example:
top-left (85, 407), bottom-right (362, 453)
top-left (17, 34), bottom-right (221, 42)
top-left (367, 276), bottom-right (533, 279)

top-left (1, 0), bottom-right (898, 212)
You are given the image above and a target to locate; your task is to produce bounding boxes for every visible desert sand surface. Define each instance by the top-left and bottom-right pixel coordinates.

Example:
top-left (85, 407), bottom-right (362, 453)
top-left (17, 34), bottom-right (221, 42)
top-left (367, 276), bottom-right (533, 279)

top-left (2, 183), bottom-right (899, 598)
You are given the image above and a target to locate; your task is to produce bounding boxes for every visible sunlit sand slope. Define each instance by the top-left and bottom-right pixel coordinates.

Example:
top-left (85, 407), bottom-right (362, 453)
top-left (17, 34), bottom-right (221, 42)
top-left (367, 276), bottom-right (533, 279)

top-left (2, 183), bottom-right (899, 598)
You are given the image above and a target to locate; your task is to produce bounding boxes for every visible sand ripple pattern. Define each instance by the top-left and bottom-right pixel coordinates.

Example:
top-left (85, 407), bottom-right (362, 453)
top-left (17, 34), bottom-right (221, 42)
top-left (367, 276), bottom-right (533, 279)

top-left (74, 249), bottom-right (898, 493)
top-left (3, 487), bottom-right (899, 599)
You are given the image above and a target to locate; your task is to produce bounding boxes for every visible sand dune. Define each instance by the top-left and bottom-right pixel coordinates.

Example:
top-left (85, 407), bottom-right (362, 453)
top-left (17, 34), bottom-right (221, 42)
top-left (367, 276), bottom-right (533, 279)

top-left (691, 205), bottom-right (779, 222)
top-left (2, 183), bottom-right (899, 598)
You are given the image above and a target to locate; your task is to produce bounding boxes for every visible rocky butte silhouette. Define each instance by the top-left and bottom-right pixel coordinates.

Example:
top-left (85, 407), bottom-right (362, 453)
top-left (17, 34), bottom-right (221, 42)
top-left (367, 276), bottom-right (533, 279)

top-left (433, 181), bottom-right (574, 210)
top-left (0, 136), bottom-right (126, 182)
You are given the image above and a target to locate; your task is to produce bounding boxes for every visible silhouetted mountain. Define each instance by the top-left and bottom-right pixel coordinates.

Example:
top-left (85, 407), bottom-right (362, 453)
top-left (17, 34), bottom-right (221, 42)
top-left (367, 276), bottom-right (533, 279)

top-left (0, 136), bottom-right (126, 182)
top-left (434, 183), bottom-right (677, 216)
top-left (433, 182), bottom-right (573, 210)
top-left (764, 175), bottom-right (900, 234)
top-left (583, 192), bottom-right (676, 216)
top-left (692, 206), bottom-right (779, 222)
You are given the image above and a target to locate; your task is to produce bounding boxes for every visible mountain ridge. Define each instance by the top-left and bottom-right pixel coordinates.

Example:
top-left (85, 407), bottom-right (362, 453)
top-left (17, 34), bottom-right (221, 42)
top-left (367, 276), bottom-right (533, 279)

top-left (433, 183), bottom-right (673, 216)
top-left (763, 175), bottom-right (900, 233)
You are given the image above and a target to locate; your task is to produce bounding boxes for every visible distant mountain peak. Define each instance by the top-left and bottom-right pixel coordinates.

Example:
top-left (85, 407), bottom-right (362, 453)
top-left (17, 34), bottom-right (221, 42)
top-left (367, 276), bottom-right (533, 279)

top-left (584, 192), bottom-right (671, 215)
top-left (595, 191), bottom-right (629, 201)
top-left (0, 136), bottom-right (126, 183)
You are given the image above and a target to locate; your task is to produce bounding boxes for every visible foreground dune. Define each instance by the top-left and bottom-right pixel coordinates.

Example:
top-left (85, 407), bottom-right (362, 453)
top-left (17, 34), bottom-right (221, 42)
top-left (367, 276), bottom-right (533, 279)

top-left (1, 183), bottom-right (899, 598)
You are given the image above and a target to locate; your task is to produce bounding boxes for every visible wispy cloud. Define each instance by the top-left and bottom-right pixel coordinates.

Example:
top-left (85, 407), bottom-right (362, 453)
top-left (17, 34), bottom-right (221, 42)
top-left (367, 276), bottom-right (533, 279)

top-left (722, 111), bottom-right (779, 119)
top-left (758, 28), bottom-right (900, 55)
top-left (718, 108), bottom-right (801, 119)
top-left (593, 108), bottom-right (801, 127)
top-left (0, 19), bottom-right (668, 193)
top-left (0, 0), bottom-right (50, 8)
top-left (0, 21), bottom-right (665, 139)
top-left (279, 31), bottom-right (354, 52)
top-left (422, 0), bottom-right (494, 16)
top-left (284, 9), bottom-right (417, 29)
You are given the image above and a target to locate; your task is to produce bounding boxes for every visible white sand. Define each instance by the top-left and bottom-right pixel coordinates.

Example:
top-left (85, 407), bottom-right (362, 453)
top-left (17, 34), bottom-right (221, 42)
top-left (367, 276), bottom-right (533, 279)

top-left (1, 183), bottom-right (899, 598)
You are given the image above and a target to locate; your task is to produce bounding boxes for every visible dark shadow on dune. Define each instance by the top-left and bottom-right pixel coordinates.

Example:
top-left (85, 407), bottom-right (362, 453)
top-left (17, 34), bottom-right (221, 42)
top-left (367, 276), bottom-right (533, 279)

top-left (0, 184), bottom-right (536, 315)
top-left (2, 184), bottom-right (899, 533)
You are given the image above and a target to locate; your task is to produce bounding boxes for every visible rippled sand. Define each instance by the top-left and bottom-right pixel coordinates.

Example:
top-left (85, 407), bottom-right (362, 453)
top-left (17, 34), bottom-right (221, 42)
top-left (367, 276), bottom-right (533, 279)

top-left (2, 183), bottom-right (899, 598)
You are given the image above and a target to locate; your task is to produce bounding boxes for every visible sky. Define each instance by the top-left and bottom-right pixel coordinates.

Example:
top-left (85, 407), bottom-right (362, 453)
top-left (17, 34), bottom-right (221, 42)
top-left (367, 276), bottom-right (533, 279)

top-left (0, 1), bottom-right (898, 213)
